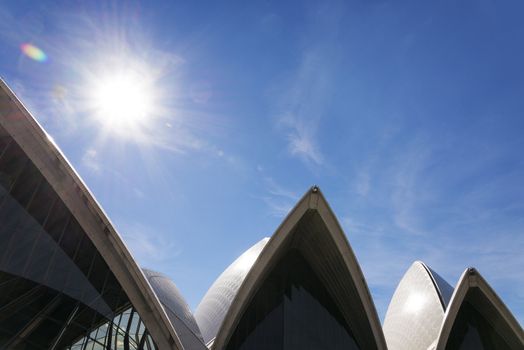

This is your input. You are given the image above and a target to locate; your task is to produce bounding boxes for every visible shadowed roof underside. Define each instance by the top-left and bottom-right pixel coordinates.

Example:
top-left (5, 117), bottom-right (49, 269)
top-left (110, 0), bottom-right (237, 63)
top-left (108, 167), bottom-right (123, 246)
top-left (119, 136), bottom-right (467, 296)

top-left (211, 187), bottom-right (387, 350)
top-left (434, 268), bottom-right (524, 350)
top-left (0, 78), bottom-right (183, 350)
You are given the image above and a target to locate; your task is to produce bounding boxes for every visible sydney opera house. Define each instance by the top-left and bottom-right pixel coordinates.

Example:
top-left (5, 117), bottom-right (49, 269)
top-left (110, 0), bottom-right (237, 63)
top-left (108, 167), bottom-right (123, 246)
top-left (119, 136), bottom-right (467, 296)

top-left (0, 78), bottom-right (522, 350)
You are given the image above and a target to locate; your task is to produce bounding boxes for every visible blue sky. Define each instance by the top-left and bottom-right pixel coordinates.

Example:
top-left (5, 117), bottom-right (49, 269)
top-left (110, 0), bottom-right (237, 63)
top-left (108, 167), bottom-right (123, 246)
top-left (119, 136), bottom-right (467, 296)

top-left (1, 0), bottom-right (523, 324)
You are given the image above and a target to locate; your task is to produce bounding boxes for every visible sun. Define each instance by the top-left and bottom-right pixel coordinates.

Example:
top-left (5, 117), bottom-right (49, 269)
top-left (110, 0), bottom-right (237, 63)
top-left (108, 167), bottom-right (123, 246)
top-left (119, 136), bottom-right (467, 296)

top-left (90, 69), bottom-right (154, 133)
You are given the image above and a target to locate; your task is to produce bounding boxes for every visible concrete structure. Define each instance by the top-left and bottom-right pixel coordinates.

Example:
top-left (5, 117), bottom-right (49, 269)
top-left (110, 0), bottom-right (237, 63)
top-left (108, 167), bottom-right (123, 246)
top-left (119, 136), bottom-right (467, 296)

top-left (210, 187), bottom-right (387, 350)
top-left (0, 78), bottom-right (522, 349)
top-left (0, 79), bottom-right (181, 349)
top-left (433, 268), bottom-right (524, 350)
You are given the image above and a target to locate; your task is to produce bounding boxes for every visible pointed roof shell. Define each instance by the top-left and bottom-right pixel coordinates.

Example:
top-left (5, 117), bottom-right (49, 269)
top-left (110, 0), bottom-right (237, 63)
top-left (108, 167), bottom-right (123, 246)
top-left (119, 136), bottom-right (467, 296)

top-left (383, 261), bottom-right (454, 350)
top-left (211, 187), bottom-right (387, 350)
top-left (434, 268), bottom-right (523, 350)
top-left (0, 78), bottom-right (183, 349)
top-left (194, 238), bottom-right (269, 344)
top-left (143, 269), bottom-right (207, 350)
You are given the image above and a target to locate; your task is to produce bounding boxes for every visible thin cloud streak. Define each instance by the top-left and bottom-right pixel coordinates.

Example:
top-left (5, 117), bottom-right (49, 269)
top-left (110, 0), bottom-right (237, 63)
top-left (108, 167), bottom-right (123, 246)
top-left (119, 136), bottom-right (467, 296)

top-left (272, 3), bottom-right (344, 167)
top-left (265, 177), bottom-right (299, 200)
top-left (119, 222), bottom-right (182, 269)
top-left (260, 177), bottom-right (300, 218)
top-left (81, 148), bottom-right (100, 173)
top-left (389, 141), bottom-right (432, 236)
top-left (275, 50), bottom-right (329, 166)
top-left (341, 131), bottom-right (524, 323)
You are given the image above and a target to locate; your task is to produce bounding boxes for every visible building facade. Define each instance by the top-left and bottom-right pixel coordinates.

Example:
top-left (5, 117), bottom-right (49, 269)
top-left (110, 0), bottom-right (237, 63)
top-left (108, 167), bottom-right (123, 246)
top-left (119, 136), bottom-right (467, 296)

top-left (0, 79), bottom-right (522, 349)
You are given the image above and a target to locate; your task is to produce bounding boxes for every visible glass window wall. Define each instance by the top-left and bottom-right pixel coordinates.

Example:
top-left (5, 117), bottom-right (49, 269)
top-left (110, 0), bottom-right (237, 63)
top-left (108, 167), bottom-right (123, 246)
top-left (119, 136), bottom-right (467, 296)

top-left (226, 250), bottom-right (360, 350)
top-left (0, 125), bottom-right (157, 349)
top-left (445, 301), bottom-right (512, 350)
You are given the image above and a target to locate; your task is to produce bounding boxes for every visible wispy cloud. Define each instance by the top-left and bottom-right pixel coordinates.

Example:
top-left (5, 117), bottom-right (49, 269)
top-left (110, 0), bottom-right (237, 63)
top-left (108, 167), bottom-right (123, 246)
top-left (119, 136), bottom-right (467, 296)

top-left (344, 211), bottom-right (524, 323)
top-left (260, 177), bottom-right (300, 218)
top-left (389, 141), bottom-right (432, 235)
top-left (272, 3), bottom-right (344, 167)
top-left (342, 215), bottom-right (421, 321)
top-left (279, 112), bottom-right (323, 165)
top-left (263, 198), bottom-right (296, 218)
top-left (354, 168), bottom-right (371, 197)
top-left (275, 51), bottom-right (329, 166)
top-left (81, 148), bottom-right (100, 173)
top-left (119, 222), bottom-right (182, 268)
top-left (1, 5), bottom-right (231, 163)
top-left (341, 132), bottom-right (524, 323)
top-left (265, 177), bottom-right (299, 200)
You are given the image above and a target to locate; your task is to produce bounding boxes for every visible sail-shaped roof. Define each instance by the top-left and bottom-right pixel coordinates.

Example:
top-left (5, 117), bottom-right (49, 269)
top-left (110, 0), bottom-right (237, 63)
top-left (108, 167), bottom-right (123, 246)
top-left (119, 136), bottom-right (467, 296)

top-left (383, 261), bottom-right (454, 350)
top-left (195, 238), bottom-right (269, 345)
top-left (0, 78), bottom-right (183, 349)
top-left (211, 187), bottom-right (387, 350)
top-left (143, 269), bottom-right (207, 350)
top-left (433, 268), bottom-right (524, 350)
top-left (1, 77), bottom-right (522, 350)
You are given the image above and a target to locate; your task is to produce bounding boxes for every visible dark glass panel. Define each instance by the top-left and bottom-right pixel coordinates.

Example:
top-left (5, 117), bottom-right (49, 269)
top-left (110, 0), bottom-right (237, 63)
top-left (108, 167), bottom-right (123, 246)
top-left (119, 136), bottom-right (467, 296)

top-left (89, 253), bottom-right (110, 294)
top-left (27, 179), bottom-right (57, 225)
top-left (43, 199), bottom-right (70, 242)
top-left (64, 306), bottom-right (159, 350)
top-left (72, 227), bottom-right (96, 276)
top-left (0, 141), bottom-right (27, 190)
top-left (0, 131), bottom-right (11, 156)
top-left (101, 273), bottom-right (126, 311)
top-left (59, 218), bottom-right (85, 259)
top-left (25, 230), bottom-right (56, 282)
top-left (446, 301), bottom-right (512, 350)
top-left (9, 160), bottom-right (42, 208)
top-left (0, 126), bottom-right (157, 349)
top-left (226, 250), bottom-right (360, 350)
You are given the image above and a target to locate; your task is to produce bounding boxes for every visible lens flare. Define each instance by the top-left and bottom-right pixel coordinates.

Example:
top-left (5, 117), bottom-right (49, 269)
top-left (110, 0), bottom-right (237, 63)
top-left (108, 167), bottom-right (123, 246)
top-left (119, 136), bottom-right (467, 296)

top-left (20, 43), bottom-right (47, 62)
top-left (89, 68), bottom-right (155, 135)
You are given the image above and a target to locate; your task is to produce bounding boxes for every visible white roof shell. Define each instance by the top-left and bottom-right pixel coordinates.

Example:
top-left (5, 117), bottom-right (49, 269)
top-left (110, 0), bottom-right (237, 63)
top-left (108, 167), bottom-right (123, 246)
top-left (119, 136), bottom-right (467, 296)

top-left (383, 261), bottom-right (453, 350)
top-left (194, 238), bottom-right (269, 345)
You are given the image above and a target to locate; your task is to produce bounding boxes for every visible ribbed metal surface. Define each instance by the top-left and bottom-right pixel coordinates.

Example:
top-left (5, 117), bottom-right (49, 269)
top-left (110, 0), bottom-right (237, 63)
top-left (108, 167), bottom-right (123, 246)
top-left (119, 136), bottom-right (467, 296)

top-left (285, 210), bottom-right (383, 350)
top-left (194, 238), bottom-right (269, 344)
top-left (383, 261), bottom-right (452, 350)
top-left (143, 269), bottom-right (207, 350)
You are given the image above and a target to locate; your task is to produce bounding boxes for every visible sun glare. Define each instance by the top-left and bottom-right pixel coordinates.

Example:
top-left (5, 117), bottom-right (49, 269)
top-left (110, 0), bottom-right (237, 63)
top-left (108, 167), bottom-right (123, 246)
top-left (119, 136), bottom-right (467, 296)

top-left (91, 70), bottom-right (154, 133)
top-left (403, 293), bottom-right (427, 314)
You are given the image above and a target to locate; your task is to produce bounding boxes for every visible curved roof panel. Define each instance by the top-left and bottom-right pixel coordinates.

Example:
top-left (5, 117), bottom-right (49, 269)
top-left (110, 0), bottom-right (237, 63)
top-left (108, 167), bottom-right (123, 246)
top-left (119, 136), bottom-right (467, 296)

top-left (0, 78), bottom-right (183, 349)
top-left (143, 269), bottom-right (207, 350)
top-left (383, 261), bottom-right (453, 350)
top-left (194, 238), bottom-right (269, 344)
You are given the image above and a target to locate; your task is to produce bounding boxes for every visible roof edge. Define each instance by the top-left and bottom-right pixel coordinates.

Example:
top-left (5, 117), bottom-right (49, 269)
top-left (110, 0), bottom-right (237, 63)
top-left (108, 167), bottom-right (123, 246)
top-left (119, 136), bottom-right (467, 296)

top-left (211, 186), bottom-right (387, 350)
top-left (434, 268), bottom-right (524, 350)
top-left (417, 261), bottom-right (448, 311)
top-left (0, 78), bottom-right (184, 350)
